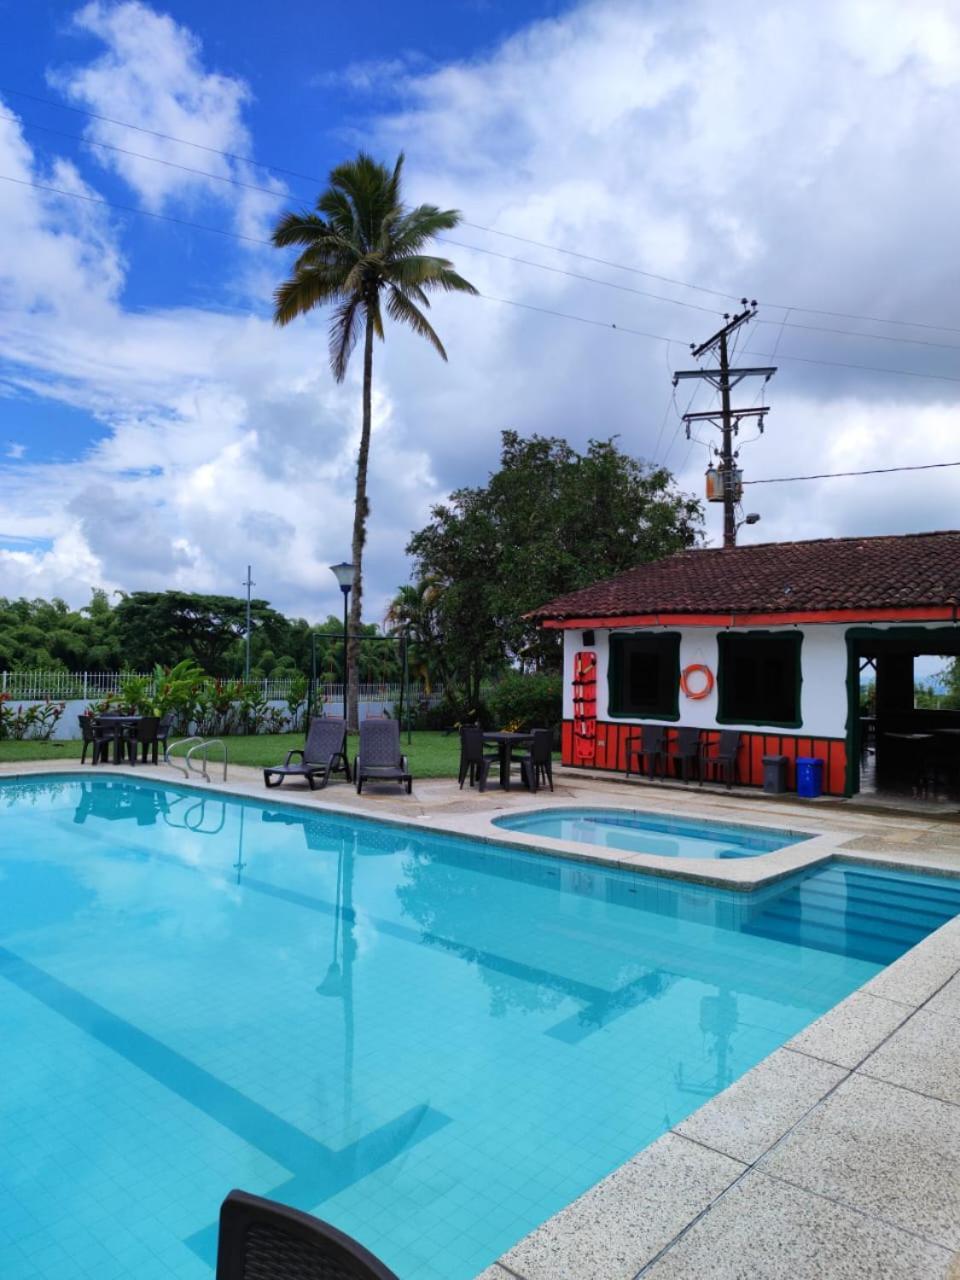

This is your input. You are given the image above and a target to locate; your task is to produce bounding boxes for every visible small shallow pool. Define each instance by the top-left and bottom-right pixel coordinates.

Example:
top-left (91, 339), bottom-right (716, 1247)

top-left (494, 807), bottom-right (809, 859)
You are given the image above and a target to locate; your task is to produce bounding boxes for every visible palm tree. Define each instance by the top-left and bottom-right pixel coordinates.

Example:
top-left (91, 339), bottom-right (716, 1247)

top-left (271, 152), bottom-right (477, 728)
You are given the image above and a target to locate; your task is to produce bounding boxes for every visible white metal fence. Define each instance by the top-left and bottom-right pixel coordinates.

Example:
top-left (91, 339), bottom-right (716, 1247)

top-left (0, 670), bottom-right (438, 705)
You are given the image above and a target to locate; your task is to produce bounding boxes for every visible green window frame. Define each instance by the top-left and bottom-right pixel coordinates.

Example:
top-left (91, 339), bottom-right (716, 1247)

top-left (717, 630), bottom-right (803, 728)
top-left (608, 632), bottom-right (681, 720)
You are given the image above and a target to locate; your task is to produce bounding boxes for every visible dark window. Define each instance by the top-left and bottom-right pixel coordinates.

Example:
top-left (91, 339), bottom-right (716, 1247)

top-left (718, 631), bottom-right (802, 726)
top-left (608, 633), bottom-right (680, 719)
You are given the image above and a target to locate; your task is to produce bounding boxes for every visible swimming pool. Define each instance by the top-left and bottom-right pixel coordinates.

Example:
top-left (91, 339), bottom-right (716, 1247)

top-left (494, 806), bottom-right (809, 859)
top-left (2, 775), bottom-right (958, 1280)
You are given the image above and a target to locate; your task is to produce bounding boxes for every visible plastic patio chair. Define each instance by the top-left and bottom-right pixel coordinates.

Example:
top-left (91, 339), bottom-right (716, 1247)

top-left (700, 730), bottom-right (742, 789)
top-left (215, 1189), bottom-right (400, 1280)
top-left (663, 727), bottom-right (702, 782)
top-left (79, 715), bottom-right (112, 766)
top-left (458, 726), bottom-right (498, 791)
top-left (512, 728), bottom-right (555, 792)
top-left (625, 726), bottom-right (666, 780)
top-left (354, 719), bottom-right (412, 794)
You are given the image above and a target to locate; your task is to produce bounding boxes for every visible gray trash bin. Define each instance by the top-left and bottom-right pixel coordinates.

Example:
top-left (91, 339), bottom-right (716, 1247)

top-left (762, 754), bottom-right (788, 795)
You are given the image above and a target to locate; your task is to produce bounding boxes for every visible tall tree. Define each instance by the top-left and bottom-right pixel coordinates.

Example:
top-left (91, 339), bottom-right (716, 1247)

top-left (271, 151), bottom-right (477, 727)
top-left (407, 431), bottom-right (703, 684)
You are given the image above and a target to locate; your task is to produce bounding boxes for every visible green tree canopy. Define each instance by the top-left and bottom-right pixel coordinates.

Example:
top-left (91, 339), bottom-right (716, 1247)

top-left (113, 591), bottom-right (287, 674)
top-left (405, 431), bottom-right (703, 696)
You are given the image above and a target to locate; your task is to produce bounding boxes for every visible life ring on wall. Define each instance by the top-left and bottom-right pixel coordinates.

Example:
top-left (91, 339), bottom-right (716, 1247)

top-left (680, 664), bottom-right (714, 700)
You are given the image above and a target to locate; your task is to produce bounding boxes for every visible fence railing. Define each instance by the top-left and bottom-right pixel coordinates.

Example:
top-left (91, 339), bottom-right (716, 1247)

top-left (0, 670), bottom-right (441, 705)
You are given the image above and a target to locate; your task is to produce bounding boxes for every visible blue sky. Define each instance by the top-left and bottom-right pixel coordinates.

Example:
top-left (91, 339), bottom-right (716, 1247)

top-left (0, 0), bottom-right (958, 623)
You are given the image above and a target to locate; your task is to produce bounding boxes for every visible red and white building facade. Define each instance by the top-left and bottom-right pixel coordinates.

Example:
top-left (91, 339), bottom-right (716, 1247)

top-left (529, 531), bottom-right (960, 797)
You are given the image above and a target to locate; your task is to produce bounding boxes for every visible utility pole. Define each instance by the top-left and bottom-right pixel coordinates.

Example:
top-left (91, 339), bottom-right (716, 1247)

top-left (243, 564), bottom-right (255, 682)
top-left (673, 300), bottom-right (776, 548)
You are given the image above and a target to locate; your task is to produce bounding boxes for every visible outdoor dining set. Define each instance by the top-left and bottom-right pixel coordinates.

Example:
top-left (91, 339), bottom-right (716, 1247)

top-left (79, 713), bottom-right (176, 766)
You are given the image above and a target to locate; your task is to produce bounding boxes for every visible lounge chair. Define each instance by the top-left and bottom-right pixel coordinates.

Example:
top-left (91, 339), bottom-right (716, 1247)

top-left (215, 1189), bottom-right (399, 1280)
top-left (263, 718), bottom-right (350, 790)
top-left (354, 719), bottom-right (412, 795)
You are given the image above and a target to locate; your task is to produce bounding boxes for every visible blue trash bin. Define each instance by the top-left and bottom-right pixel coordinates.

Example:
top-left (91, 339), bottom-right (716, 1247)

top-left (796, 756), bottom-right (824, 798)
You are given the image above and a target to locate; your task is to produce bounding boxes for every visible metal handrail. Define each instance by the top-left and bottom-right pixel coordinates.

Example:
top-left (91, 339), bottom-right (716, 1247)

top-left (165, 736), bottom-right (228, 783)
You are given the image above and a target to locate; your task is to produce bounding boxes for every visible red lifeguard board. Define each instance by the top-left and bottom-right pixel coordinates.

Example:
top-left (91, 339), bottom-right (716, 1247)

top-left (572, 650), bottom-right (597, 763)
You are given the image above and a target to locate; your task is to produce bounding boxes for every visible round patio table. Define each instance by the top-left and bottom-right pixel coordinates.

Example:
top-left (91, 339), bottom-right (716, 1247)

top-left (482, 731), bottom-right (534, 791)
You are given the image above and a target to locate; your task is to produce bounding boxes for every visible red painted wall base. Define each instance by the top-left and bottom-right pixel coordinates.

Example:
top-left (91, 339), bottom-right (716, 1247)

top-left (560, 720), bottom-right (849, 796)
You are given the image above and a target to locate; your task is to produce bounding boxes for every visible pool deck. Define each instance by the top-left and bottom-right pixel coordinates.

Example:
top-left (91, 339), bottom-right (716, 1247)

top-left (6, 759), bottom-right (960, 1278)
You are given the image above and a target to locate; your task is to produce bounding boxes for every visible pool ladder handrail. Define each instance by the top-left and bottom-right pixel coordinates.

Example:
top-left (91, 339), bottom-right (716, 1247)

top-left (165, 736), bottom-right (228, 783)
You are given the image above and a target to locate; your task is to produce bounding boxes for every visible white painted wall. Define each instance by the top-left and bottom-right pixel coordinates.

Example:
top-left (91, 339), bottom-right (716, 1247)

top-left (562, 621), bottom-right (953, 740)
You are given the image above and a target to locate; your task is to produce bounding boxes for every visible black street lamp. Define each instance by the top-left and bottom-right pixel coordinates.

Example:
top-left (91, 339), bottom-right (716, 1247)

top-left (329, 562), bottom-right (354, 723)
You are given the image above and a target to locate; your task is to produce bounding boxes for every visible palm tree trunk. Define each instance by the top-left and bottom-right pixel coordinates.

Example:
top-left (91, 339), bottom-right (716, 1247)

top-left (347, 312), bottom-right (374, 730)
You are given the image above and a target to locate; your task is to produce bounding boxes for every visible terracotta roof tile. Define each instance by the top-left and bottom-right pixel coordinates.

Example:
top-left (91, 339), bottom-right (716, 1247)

top-left (528, 530), bottom-right (960, 621)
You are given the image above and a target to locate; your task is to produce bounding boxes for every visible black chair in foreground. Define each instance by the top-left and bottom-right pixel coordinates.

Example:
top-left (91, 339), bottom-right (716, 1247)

top-left (216, 1189), bottom-right (400, 1280)
top-left (513, 728), bottom-right (555, 792)
top-left (124, 716), bottom-right (160, 766)
top-left (354, 719), bottom-right (412, 795)
top-left (263, 718), bottom-right (350, 790)
top-left (458, 725), bottom-right (498, 791)
top-left (700, 730), bottom-right (742, 789)
top-left (625, 726), bottom-right (666, 780)
top-left (663, 727), bottom-right (702, 782)
top-left (79, 716), bottom-right (112, 766)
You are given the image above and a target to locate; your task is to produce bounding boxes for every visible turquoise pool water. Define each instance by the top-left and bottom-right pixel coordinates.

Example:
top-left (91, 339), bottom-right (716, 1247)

top-left (494, 806), bottom-right (808, 859)
top-left (2, 775), bottom-right (959, 1280)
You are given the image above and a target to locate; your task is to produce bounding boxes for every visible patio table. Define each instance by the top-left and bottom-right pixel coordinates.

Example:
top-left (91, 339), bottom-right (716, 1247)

top-left (95, 715), bottom-right (142, 765)
top-left (482, 731), bottom-right (534, 791)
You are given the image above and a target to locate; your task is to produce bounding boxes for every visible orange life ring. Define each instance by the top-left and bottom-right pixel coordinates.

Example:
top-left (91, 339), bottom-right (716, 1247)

top-left (680, 663), bottom-right (714, 700)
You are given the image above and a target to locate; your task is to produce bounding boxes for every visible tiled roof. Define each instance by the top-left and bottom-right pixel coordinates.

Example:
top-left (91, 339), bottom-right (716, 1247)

top-left (528, 530), bottom-right (960, 621)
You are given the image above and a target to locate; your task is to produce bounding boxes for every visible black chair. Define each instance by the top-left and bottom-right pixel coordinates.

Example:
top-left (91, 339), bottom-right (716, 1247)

top-left (458, 726), bottom-right (498, 791)
top-left (79, 716), bottom-right (112, 766)
top-left (125, 716), bottom-right (160, 766)
top-left (215, 1189), bottom-right (399, 1280)
top-left (155, 712), bottom-right (176, 757)
top-left (625, 726), bottom-right (666, 780)
top-left (663, 727), bottom-right (702, 782)
top-left (355, 719), bottom-right (412, 795)
top-left (513, 728), bottom-right (555, 792)
top-left (263, 719), bottom-right (351, 790)
top-left (700, 730), bottom-right (742, 789)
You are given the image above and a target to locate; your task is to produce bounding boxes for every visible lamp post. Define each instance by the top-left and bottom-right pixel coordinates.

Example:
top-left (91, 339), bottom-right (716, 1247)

top-left (329, 562), bottom-right (354, 723)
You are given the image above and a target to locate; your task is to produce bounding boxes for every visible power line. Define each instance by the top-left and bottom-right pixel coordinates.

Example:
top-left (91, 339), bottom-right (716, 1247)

top-left (0, 83), bottom-right (319, 183)
top-left (0, 109), bottom-right (284, 199)
top-left (0, 109), bottom-right (714, 318)
top-left (5, 170), bottom-right (960, 390)
top-left (3, 82), bottom-right (959, 339)
top-left (742, 345), bottom-right (960, 387)
top-left (755, 315), bottom-right (960, 354)
top-left (744, 460), bottom-right (960, 484)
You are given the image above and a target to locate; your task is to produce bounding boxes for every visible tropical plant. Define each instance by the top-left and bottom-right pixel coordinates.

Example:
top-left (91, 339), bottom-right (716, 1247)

top-left (271, 151), bottom-right (477, 728)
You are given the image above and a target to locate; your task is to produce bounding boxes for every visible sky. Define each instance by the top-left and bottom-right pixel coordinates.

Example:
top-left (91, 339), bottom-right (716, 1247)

top-left (0, 0), bottom-right (959, 627)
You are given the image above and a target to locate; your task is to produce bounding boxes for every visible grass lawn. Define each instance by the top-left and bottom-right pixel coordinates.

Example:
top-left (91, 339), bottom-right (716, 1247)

top-left (0, 730), bottom-right (464, 778)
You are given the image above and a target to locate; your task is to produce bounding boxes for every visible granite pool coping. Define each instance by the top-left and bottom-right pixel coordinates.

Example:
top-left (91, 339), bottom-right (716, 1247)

top-left (5, 761), bottom-right (960, 1277)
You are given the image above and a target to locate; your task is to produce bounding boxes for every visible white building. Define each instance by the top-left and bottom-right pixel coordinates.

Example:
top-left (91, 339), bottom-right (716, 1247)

top-left (529, 531), bottom-right (960, 797)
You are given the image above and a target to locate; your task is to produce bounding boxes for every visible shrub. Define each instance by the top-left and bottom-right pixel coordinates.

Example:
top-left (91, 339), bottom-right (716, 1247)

top-left (0, 697), bottom-right (66, 740)
top-left (487, 672), bottom-right (562, 733)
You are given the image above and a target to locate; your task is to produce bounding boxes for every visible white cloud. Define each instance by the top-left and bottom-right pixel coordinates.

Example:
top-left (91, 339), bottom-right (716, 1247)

top-left (1, 0), bottom-right (960, 628)
top-left (5, 443), bottom-right (26, 459)
top-left (48, 0), bottom-right (285, 238)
